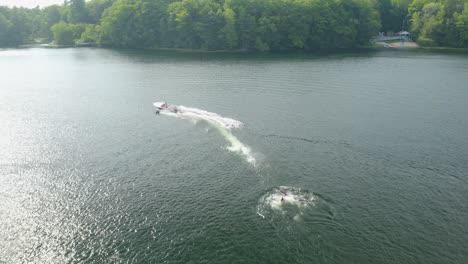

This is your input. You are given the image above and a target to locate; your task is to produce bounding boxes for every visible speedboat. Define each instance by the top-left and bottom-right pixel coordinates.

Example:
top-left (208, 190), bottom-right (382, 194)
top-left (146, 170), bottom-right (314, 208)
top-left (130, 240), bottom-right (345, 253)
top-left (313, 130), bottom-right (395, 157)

top-left (153, 102), bottom-right (179, 114)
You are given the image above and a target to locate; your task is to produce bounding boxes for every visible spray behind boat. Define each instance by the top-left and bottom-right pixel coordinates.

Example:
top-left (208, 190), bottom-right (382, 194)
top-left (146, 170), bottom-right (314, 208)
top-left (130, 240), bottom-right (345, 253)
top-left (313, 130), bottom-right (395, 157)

top-left (153, 102), bottom-right (256, 165)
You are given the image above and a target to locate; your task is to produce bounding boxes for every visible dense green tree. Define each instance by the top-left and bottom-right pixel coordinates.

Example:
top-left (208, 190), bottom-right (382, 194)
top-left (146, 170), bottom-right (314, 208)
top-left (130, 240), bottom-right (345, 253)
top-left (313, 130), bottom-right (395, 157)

top-left (51, 21), bottom-right (86, 45)
top-left (378, 0), bottom-right (404, 32)
top-left (0, 7), bottom-right (36, 46)
top-left (100, 0), bottom-right (169, 47)
top-left (168, 0), bottom-right (225, 49)
top-left (233, 4), bottom-right (257, 49)
top-left (40, 5), bottom-right (63, 39)
top-left (68, 0), bottom-right (90, 23)
top-left (87, 0), bottom-right (114, 23)
top-left (409, 0), bottom-right (467, 47)
top-left (99, 0), bottom-right (137, 46)
top-left (222, 0), bottom-right (238, 49)
top-left (353, 0), bottom-right (382, 44)
top-left (51, 21), bottom-right (75, 45)
top-left (0, 12), bottom-right (13, 46)
top-left (80, 24), bottom-right (100, 42)
top-left (457, 3), bottom-right (468, 45)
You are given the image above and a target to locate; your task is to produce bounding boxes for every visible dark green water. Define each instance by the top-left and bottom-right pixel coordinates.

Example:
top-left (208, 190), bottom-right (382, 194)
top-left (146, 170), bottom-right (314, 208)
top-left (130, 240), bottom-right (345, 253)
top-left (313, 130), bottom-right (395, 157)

top-left (1, 48), bottom-right (467, 263)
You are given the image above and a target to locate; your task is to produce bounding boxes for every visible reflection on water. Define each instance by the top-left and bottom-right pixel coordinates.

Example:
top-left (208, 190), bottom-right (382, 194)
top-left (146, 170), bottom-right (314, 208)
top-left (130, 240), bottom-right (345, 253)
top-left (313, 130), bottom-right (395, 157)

top-left (1, 48), bottom-right (467, 263)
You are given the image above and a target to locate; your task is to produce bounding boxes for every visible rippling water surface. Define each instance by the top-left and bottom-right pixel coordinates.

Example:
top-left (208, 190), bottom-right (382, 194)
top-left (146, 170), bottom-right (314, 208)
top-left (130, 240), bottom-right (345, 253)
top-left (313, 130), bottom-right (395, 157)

top-left (1, 48), bottom-right (467, 263)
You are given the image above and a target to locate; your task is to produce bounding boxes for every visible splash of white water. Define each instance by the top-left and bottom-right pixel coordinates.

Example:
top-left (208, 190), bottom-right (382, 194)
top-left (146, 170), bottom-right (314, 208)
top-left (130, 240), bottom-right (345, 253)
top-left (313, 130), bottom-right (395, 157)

top-left (156, 103), bottom-right (256, 165)
top-left (256, 186), bottom-right (315, 220)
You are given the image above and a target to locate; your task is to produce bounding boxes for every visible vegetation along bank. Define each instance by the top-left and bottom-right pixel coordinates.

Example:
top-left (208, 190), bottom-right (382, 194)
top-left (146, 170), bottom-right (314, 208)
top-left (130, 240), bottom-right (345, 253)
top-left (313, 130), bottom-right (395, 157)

top-left (0, 0), bottom-right (467, 51)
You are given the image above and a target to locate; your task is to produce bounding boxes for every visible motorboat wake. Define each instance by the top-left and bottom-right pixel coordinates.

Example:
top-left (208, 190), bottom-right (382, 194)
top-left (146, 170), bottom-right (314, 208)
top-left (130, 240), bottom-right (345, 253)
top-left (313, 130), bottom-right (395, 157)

top-left (153, 102), bottom-right (256, 165)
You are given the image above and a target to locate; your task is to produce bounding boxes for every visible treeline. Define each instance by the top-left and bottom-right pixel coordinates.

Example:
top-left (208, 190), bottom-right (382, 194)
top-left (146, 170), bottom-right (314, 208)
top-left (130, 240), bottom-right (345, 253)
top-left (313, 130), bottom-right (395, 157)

top-left (0, 0), bottom-right (467, 50)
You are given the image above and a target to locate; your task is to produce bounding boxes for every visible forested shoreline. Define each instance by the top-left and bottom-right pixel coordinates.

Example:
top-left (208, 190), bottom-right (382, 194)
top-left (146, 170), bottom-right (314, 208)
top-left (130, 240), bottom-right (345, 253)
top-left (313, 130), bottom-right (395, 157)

top-left (0, 0), bottom-right (467, 51)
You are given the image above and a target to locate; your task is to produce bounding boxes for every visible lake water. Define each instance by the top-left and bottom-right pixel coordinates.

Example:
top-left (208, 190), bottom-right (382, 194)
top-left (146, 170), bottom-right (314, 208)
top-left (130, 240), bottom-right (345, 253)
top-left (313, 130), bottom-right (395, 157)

top-left (1, 48), bottom-right (467, 263)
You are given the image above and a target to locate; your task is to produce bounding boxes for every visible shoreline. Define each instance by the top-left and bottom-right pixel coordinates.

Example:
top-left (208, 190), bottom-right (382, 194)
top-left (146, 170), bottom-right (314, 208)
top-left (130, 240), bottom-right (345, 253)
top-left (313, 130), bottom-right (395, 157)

top-left (9, 43), bottom-right (468, 54)
top-left (420, 46), bottom-right (468, 52)
top-left (374, 41), bottom-right (419, 49)
top-left (13, 44), bottom-right (378, 54)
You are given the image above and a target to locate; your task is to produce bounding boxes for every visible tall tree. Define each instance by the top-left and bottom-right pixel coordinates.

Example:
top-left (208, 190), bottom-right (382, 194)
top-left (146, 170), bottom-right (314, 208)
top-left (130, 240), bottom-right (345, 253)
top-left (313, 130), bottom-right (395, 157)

top-left (68, 0), bottom-right (89, 23)
top-left (0, 12), bottom-right (14, 46)
top-left (222, 0), bottom-right (238, 49)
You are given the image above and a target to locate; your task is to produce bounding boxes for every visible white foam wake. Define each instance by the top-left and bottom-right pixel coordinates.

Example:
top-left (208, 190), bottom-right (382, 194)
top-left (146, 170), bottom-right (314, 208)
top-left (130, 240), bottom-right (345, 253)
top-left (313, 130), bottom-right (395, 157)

top-left (157, 104), bottom-right (256, 165)
top-left (257, 186), bottom-right (316, 221)
top-left (177, 106), bottom-right (243, 130)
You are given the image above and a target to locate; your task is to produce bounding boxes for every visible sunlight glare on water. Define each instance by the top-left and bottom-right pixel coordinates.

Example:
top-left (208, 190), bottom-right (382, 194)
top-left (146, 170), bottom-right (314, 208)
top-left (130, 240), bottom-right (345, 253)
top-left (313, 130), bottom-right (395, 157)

top-left (1, 48), bottom-right (467, 263)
